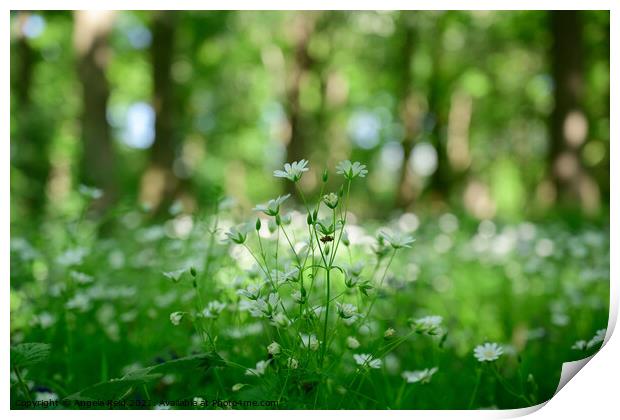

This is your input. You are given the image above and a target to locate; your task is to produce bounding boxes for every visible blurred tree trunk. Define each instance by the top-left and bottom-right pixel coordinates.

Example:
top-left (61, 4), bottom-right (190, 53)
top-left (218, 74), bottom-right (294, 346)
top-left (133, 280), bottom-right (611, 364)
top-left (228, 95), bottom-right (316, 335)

top-left (139, 11), bottom-right (179, 214)
top-left (284, 12), bottom-right (316, 193)
top-left (547, 11), bottom-right (600, 214)
top-left (12, 12), bottom-right (51, 220)
top-left (427, 14), bottom-right (451, 202)
top-left (394, 13), bottom-right (419, 210)
top-left (74, 11), bottom-right (117, 211)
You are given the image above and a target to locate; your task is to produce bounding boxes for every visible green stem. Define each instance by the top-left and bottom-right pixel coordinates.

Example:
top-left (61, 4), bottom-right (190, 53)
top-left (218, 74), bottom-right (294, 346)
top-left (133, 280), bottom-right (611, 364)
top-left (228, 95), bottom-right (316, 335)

top-left (320, 268), bottom-right (331, 367)
top-left (14, 367), bottom-right (32, 402)
top-left (395, 381), bottom-right (407, 408)
top-left (468, 368), bottom-right (482, 409)
top-left (361, 248), bottom-right (397, 324)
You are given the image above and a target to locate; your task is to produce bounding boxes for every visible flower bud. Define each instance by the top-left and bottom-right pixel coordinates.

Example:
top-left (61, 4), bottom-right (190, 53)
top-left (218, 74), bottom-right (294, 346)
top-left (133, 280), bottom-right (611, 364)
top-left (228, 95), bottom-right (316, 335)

top-left (256, 218), bottom-right (262, 231)
top-left (190, 267), bottom-right (197, 278)
top-left (322, 169), bottom-right (329, 183)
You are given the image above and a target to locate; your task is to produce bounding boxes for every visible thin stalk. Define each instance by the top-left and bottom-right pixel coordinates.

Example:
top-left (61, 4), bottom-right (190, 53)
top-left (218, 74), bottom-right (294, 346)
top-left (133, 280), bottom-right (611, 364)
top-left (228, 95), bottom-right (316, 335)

top-left (14, 367), bottom-right (32, 402)
top-left (468, 368), bottom-right (483, 408)
top-left (361, 248), bottom-right (397, 324)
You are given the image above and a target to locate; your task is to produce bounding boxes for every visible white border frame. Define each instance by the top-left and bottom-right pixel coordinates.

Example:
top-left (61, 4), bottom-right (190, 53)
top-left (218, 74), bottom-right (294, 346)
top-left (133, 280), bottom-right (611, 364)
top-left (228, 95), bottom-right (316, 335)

top-left (2, 2), bottom-right (616, 418)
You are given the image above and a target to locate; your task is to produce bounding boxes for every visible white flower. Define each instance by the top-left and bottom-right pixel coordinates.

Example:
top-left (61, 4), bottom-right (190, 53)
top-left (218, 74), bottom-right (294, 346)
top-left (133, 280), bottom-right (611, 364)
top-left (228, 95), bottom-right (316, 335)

top-left (402, 367), bottom-right (438, 384)
top-left (237, 283), bottom-right (261, 300)
top-left (300, 334), bottom-right (320, 351)
top-left (267, 341), bottom-right (281, 355)
top-left (65, 293), bottom-right (91, 312)
top-left (232, 383), bottom-right (246, 392)
top-left (169, 311), bottom-right (184, 326)
top-left (292, 290), bottom-right (306, 304)
top-left (245, 359), bottom-right (271, 376)
top-left (587, 329), bottom-right (606, 349)
top-left (336, 160), bottom-right (368, 180)
top-left (273, 159), bottom-right (309, 182)
top-left (346, 336), bottom-right (360, 349)
top-left (322, 193), bottom-right (339, 209)
top-left (70, 271), bottom-right (94, 284)
top-left (572, 340), bottom-right (587, 351)
top-left (380, 230), bottom-right (416, 249)
top-left (36, 312), bottom-right (56, 329)
top-left (163, 269), bottom-right (186, 283)
top-left (384, 328), bottom-right (396, 338)
top-left (271, 312), bottom-right (291, 328)
top-left (78, 184), bottom-right (103, 200)
top-left (336, 302), bottom-right (360, 320)
top-left (287, 357), bottom-right (299, 369)
top-left (253, 194), bottom-right (291, 217)
top-left (275, 267), bottom-right (300, 283)
top-left (473, 342), bottom-right (504, 362)
top-left (225, 225), bottom-right (248, 244)
top-left (412, 315), bottom-right (443, 335)
top-left (35, 391), bottom-right (59, 402)
top-left (353, 353), bottom-right (382, 369)
top-left (248, 293), bottom-right (280, 318)
top-left (201, 301), bottom-right (226, 319)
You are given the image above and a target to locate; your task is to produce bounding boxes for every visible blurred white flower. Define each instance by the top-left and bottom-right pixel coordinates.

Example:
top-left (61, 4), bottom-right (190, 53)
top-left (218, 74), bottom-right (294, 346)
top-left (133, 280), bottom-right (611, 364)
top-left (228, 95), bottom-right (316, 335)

top-left (70, 270), bottom-right (94, 285)
top-left (271, 312), bottom-right (291, 328)
top-left (587, 329), bottom-right (606, 349)
top-left (245, 359), bottom-right (271, 376)
top-left (292, 290), bottom-right (306, 304)
top-left (78, 184), bottom-right (103, 200)
top-left (473, 342), bottom-right (504, 362)
top-left (379, 230), bottom-right (416, 249)
top-left (346, 336), bottom-right (360, 349)
top-left (35, 391), bottom-right (58, 402)
top-left (237, 283), bottom-right (261, 300)
top-left (231, 383), bottom-right (246, 392)
top-left (336, 302), bottom-right (360, 320)
top-left (169, 311), bottom-right (184, 326)
top-left (287, 357), bottom-right (299, 369)
top-left (535, 238), bottom-right (555, 258)
top-left (353, 353), bottom-right (382, 369)
top-left (571, 340), bottom-right (587, 351)
top-left (65, 293), bottom-right (91, 312)
top-left (248, 293), bottom-right (280, 318)
top-left (300, 334), bottom-right (320, 351)
top-left (163, 269), bottom-right (186, 283)
top-left (225, 225), bottom-right (248, 244)
top-left (253, 195), bottom-right (290, 217)
top-left (267, 341), bottom-right (281, 355)
top-left (201, 301), bottom-right (226, 319)
top-left (412, 315), bottom-right (443, 335)
top-left (402, 367), bottom-right (438, 384)
top-left (384, 328), bottom-right (396, 338)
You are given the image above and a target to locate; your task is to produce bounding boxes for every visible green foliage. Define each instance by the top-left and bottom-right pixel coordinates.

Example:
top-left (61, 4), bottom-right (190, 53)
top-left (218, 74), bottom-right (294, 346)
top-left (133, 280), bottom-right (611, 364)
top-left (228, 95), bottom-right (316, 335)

top-left (65, 352), bottom-right (226, 401)
top-left (11, 343), bottom-right (51, 369)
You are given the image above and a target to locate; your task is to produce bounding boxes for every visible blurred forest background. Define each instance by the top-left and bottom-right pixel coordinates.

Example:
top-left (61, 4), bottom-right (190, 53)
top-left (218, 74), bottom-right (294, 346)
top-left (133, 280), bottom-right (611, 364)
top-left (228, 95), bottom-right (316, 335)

top-left (10, 10), bottom-right (610, 226)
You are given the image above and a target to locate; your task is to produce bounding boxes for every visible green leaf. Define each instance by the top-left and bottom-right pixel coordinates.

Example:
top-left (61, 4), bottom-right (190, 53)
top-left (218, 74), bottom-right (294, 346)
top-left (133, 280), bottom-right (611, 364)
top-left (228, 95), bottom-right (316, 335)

top-left (11, 343), bottom-right (51, 369)
top-left (64, 352), bottom-right (227, 402)
top-left (123, 352), bottom-right (226, 380)
top-left (64, 377), bottom-right (152, 402)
